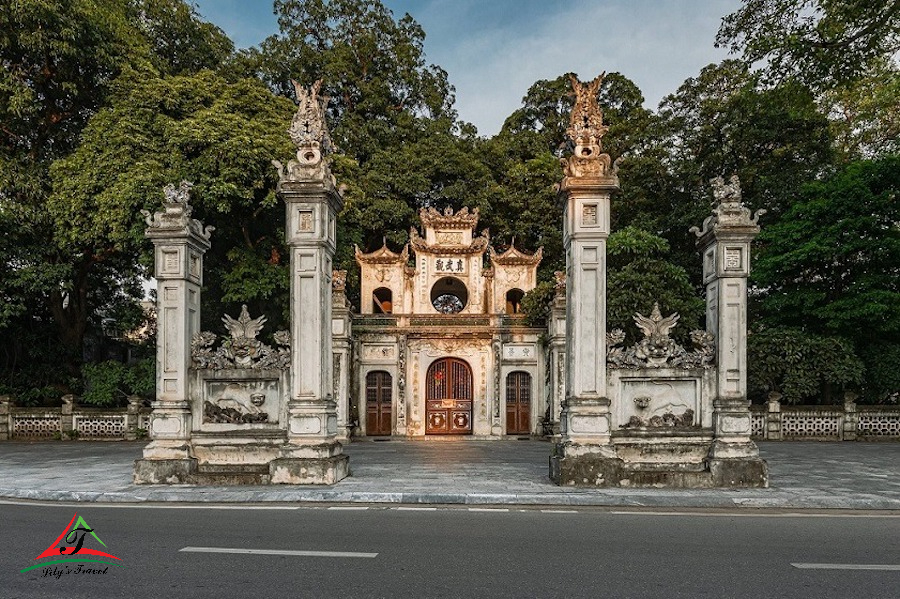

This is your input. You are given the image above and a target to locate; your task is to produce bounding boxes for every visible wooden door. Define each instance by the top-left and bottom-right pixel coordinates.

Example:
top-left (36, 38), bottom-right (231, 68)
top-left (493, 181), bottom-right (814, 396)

top-left (505, 371), bottom-right (531, 435)
top-left (365, 371), bottom-right (392, 436)
top-left (425, 358), bottom-right (472, 435)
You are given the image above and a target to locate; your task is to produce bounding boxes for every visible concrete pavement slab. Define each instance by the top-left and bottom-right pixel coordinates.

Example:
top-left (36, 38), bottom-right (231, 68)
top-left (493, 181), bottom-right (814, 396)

top-left (0, 440), bottom-right (899, 509)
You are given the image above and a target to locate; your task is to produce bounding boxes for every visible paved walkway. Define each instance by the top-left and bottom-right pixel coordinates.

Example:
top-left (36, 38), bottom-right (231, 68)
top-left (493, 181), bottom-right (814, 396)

top-left (1, 440), bottom-right (899, 509)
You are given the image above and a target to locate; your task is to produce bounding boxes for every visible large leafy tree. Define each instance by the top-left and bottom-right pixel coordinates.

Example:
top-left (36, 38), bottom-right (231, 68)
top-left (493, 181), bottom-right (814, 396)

top-left (0, 0), bottom-right (235, 395)
top-left (753, 156), bottom-right (900, 399)
top-left (48, 71), bottom-right (296, 333)
top-left (240, 0), bottom-right (456, 163)
top-left (716, 0), bottom-right (900, 90)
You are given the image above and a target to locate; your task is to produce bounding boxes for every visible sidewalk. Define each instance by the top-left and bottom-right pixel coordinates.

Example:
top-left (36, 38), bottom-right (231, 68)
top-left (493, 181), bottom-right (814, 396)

top-left (1, 440), bottom-right (899, 510)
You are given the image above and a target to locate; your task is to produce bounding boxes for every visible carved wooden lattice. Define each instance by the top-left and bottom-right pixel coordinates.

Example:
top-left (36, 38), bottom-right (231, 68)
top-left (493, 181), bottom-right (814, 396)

top-left (782, 413), bottom-right (842, 439)
top-left (858, 413), bottom-right (900, 437)
top-left (74, 415), bottom-right (126, 438)
top-left (13, 416), bottom-right (61, 438)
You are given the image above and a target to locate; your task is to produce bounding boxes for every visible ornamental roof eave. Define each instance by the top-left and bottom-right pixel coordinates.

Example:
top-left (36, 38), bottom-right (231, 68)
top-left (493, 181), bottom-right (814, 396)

top-left (418, 206), bottom-right (480, 230)
top-left (410, 232), bottom-right (489, 256)
top-left (354, 242), bottom-right (409, 265)
top-left (489, 245), bottom-right (543, 266)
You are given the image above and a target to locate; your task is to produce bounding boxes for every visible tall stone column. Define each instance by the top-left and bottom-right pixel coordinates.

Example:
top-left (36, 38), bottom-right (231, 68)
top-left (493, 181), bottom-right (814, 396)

top-left (269, 80), bottom-right (349, 484)
top-left (692, 175), bottom-right (767, 486)
top-left (332, 270), bottom-right (353, 441)
top-left (547, 272), bottom-right (568, 435)
top-left (134, 182), bottom-right (212, 484)
top-left (550, 74), bottom-right (624, 484)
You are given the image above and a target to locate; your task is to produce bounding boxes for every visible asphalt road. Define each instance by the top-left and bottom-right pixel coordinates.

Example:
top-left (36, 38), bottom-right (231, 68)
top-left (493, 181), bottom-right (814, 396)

top-left (2, 502), bottom-right (899, 599)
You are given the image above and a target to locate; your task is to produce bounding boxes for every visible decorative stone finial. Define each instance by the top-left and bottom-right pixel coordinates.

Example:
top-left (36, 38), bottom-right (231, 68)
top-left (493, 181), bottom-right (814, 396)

top-left (554, 271), bottom-right (567, 291)
top-left (273, 79), bottom-right (338, 188)
top-left (690, 175), bottom-right (766, 239)
top-left (288, 79), bottom-right (333, 154)
top-left (566, 72), bottom-right (608, 148)
top-left (560, 73), bottom-right (615, 179)
top-left (141, 181), bottom-right (214, 241)
top-left (332, 269), bottom-right (347, 292)
top-left (607, 301), bottom-right (715, 369)
top-left (191, 306), bottom-right (290, 370)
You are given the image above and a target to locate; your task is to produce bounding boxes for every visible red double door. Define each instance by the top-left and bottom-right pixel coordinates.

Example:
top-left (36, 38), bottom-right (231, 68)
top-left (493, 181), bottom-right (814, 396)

top-left (425, 358), bottom-right (473, 435)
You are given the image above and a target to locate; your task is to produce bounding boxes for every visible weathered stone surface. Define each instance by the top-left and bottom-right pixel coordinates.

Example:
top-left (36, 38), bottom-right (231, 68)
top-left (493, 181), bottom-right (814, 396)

top-left (133, 458), bottom-right (197, 485)
top-left (269, 454), bottom-right (350, 485)
top-left (708, 457), bottom-right (769, 488)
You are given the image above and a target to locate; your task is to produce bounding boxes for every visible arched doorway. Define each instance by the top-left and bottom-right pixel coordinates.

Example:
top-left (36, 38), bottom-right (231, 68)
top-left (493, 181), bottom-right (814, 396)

top-left (425, 358), bottom-right (473, 435)
top-left (365, 371), bottom-right (392, 436)
top-left (506, 371), bottom-right (531, 435)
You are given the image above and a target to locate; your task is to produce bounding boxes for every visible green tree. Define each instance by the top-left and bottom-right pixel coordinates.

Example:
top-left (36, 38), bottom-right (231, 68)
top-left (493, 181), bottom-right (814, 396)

top-left (47, 71), bottom-right (296, 333)
top-left (747, 327), bottom-right (864, 404)
top-left (1, 0), bottom-right (236, 393)
top-left (606, 227), bottom-right (704, 344)
top-left (717, 0), bottom-right (900, 90)
top-left (753, 156), bottom-right (900, 399)
top-left (241, 0), bottom-right (456, 162)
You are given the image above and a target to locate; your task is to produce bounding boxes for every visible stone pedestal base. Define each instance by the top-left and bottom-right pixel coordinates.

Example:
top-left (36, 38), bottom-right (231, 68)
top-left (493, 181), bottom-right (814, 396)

top-left (549, 442), bottom-right (623, 486)
top-left (707, 440), bottom-right (768, 487)
top-left (133, 458), bottom-right (198, 484)
top-left (550, 437), bottom-right (769, 488)
top-left (269, 454), bottom-right (349, 485)
top-left (708, 457), bottom-right (768, 488)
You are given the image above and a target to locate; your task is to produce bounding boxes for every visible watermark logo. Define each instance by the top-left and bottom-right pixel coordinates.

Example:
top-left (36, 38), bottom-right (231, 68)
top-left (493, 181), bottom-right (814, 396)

top-left (20, 513), bottom-right (123, 577)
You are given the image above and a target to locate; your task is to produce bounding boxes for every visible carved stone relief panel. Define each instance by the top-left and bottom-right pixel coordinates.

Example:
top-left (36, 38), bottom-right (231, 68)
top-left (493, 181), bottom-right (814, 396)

top-left (617, 378), bottom-right (699, 430)
top-left (362, 344), bottom-right (397, 362)
top-left (202, 379), bottom-right (280, 427)
top-left (724, 247), bottom-right (743, 271)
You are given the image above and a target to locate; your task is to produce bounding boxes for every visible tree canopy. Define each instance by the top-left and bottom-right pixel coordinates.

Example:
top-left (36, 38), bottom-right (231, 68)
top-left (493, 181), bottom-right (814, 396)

top-left (0, 0), bottom-right (897, 405)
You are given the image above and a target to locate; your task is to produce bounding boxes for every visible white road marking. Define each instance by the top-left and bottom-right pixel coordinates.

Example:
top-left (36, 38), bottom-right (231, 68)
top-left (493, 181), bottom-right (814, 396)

top-left (468, 508), bottom-right (509, 512)
top-left (792, 563), bottom-right (900, 571)
top-left (179, 546), bottom-right (377, 558)
top-left (395, 506), bottom-right (437, 511)
top-left (327, 506), bottom-right (369, 510)
top-left (608, 510), bottom-right (900, 518)
top-left (0, 500), bottom-right (299, 510)
top-left (541, 509), bottom-right (578, 513)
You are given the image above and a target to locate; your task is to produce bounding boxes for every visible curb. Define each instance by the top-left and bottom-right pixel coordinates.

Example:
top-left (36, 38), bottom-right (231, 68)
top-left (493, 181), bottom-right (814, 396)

top-left (3, 488), bottom-right (900, 510)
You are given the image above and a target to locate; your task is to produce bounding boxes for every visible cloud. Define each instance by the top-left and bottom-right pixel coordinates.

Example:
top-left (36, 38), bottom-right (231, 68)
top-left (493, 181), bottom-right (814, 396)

top-left (415, 0), bottom-right (740, 135)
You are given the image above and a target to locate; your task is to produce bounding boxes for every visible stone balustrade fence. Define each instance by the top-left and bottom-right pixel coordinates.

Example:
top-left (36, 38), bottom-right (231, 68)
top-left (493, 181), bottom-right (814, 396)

top-left (750, 393), bottom-right (900, 441)
top-left (0, 395), bottom-right (152, 441)
top-left (2, 393), bottom-right (898, 442)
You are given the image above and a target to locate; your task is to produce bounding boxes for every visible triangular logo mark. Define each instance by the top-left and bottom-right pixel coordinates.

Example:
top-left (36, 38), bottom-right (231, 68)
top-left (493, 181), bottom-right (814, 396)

top-left (20, 513), bottom-right (122, 573)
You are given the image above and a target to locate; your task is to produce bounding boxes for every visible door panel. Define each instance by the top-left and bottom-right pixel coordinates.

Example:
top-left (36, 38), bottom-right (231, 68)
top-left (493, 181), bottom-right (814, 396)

top-left (425, 358), bottom-right (472, 435)
top-left (505, 371), bottom-right (531, 435)
top-left (365, 371), bottom-right (392, 436)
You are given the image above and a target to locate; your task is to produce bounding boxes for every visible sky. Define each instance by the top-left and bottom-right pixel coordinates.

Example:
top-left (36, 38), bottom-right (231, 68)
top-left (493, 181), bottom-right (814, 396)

top-left (192, 0), bottom-right (743, 136)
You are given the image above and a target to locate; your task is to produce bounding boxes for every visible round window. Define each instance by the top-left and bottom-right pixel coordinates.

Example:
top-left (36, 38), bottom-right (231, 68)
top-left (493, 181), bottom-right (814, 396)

top-left (430, 277), bottom-right (468, 314)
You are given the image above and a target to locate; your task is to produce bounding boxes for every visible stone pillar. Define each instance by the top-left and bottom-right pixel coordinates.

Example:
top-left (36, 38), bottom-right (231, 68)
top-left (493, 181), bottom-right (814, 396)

top-left (332, 270), bottom-right (353, 441)
top-left (547, 272), bottom-right (567, 436)
top-left (60, 394), bottom-right (75, 439)
top-left (134, 181), bottom-right (212, 484)
top-left (843, 391), bottom-right (858, 441)
top-left (550, 74), bottom-right (624, 485)
top-left (125, 395), bottom-right (142, 441)
top-left (692, 175), bottom-right (767, 486)
top-left (269, 79), bottom-right (349, 484)
top-left (766, 392), bottom-right (782, 441)
top-left (396, 334), bottom-right (408, 436)
top-left (0, 396), bottom-right (10, 441)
